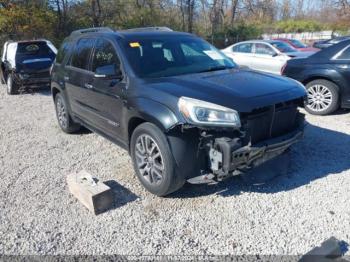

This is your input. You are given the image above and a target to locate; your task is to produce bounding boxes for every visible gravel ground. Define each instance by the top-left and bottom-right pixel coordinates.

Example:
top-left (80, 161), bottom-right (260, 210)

top-left (0, 85), bottom-right (350, 257)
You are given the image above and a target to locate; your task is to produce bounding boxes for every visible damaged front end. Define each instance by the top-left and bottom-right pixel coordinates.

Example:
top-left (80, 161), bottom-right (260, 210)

top-left (186, 98), bottom-right (305, 184)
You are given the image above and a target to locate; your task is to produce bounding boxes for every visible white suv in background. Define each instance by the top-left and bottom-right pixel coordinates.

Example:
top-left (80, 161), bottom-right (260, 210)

top-left (222, 40), bottom-right (315, 75)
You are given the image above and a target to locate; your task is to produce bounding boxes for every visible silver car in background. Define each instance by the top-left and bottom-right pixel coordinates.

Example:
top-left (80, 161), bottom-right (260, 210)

top-left (222, 40), bottom-right (315, 75)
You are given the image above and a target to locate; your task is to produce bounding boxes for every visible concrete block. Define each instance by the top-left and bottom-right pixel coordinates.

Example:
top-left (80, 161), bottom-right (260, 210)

top-left (67, 170), bottom-right (113, 215)
top-left (300, 237), bottom-right (345, 262)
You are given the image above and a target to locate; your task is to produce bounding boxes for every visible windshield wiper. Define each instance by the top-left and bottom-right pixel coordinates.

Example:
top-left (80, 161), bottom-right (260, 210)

top-left (199, 65), bottom-right (230, 73)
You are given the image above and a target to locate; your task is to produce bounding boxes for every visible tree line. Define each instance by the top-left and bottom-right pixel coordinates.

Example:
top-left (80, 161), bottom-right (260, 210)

top-left (0, 0), bottom-right (349, 48)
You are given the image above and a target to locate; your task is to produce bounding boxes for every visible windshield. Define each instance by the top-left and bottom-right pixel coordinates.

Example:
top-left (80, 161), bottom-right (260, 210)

top-left (290, 39), bottom-right (307, 48)
top-left (121, 37), bottom-right (236, 78)
top-left (270, 41), bottom-right (296, 53)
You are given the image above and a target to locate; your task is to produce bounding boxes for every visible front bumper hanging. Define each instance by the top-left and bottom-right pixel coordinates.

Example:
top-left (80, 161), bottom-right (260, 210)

top-left (209, 129), bottom-right (303, 181)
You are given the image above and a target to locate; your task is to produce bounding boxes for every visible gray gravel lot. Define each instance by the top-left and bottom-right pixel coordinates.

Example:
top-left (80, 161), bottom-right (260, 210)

top-left (0, 85), bottom-right (350, 256)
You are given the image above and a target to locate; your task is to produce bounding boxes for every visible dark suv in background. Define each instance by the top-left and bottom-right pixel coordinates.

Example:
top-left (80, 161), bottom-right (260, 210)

top-left (51, 27), bottom-right (306, 196)
top-left (1, 40), bottom-right (57, 94)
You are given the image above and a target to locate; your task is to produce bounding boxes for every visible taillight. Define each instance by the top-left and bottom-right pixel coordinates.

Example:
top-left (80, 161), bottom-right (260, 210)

top-left (281, 63), bottom-right (287, 75)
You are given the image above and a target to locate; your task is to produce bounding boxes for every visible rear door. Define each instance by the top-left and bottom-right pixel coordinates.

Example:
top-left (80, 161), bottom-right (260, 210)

top-left (64, 38), bottom-right (96, 120)
top-left (331, 45), bottom-right (350, 101)
top-left (84, 38), bottom-right (126, 139)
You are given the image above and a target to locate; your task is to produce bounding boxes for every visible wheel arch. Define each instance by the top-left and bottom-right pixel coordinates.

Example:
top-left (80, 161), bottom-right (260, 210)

top-left (51, 86), bottom-right (60, 100)
top-left (128, 117), bottom-right (146, 146)
top-left (126, 98), bottom-right (181, 151)
top-left (51, 84), bottom-right (75, 119)
top-left (302, 76), bottom-right (340, 92)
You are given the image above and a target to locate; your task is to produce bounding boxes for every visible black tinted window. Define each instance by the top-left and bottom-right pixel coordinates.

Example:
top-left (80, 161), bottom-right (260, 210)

top-left (92, 39), bottom-right (120, 75)
top-left (17, 42), bottom-right (54, 56)
top-left (337, 46), bottom-right (350, 59)
top-left (233, 43), bottom-right (253, 53)
top-left (71, 38), bottom-right (95, 70)
top-left (56, 39), bottom-right (70, 64)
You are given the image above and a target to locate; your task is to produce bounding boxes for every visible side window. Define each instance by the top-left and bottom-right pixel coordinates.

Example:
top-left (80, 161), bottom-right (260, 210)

top-left (92, 39), bottom-right (121, 76)
top-left (70, 38), bottom-right (95, 70)
top-left (56, 39), bottom-right (70, 64)
top-left (233, 43), bottom-right (253, 53)
top-left (255, 43), bottom-right (275, 55)
top-left (163, 48), bottom-right (174, 61)
top-left (336, 46), bottom-right (350, 60)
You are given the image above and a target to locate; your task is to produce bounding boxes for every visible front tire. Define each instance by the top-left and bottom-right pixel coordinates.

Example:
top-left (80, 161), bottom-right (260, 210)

top-left (305, 79), bottom-right (339, 115)
top-left (6, 74), bottom-right (19, 95)
top-left (130, 122), bottom-right (185, 196)
top-left (54, 93), bottom-right (80, 133)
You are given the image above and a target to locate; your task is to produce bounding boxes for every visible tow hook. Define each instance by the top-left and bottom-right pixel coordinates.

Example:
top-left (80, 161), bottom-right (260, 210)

top-left (209, 148), bottom-right (222, 172)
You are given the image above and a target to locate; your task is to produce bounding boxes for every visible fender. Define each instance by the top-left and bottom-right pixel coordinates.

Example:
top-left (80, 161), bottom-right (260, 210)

top-left (51, 78), bottom-right (75, 118)
top-left (125, 97), bottom-right (180, 135)
top-left (301, 67), bottom-right (346, 92)
top-left (125, 97), bottom-right (202, 179)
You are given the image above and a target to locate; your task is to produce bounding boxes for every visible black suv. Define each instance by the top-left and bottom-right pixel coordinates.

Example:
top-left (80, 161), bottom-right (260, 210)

top-left (1, 40), bottom-right (57, 94)
top-left (51, 27), bottom-right (306, 196)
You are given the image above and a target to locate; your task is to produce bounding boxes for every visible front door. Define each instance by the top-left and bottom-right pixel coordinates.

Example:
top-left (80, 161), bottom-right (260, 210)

top-left (84, 38), bottom-right (126, 140)
top-left (253, 43), bottom-right (285, 74)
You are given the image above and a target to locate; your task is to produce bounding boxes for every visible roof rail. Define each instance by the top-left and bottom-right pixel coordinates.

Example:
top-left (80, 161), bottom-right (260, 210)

top-left (123, 27), bottom-right (173, 32)
top-left (70, 27), bottom-right (113, 37)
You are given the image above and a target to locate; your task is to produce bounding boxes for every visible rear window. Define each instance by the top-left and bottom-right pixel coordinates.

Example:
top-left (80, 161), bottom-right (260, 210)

top-left (290, 39), bottom-right (307, 48)
top-left (70, 38), bottom-right (95, 70)
top-left (336, 46), bottom-right (350, 60)
top-left (270, 41), bottom-right (296, 53)
top-left (17, 42), bottom-right (54, 56)
top-left (56, 39), bottom-right (70, 64)
top-left (233, 43), bottom-right (253, 53)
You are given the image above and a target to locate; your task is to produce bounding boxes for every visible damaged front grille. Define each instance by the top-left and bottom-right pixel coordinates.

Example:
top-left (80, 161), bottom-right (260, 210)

top-left (240, 98), bottom-right (304, 145)
top-left (28, 71), bottom-right (50, 79)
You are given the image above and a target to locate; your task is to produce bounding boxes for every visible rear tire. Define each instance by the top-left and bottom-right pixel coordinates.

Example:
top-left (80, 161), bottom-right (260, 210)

top-left (304, 79), bottom-right (339, 115)
top-left (54, 93), bottom-right (81, 133)
top-left (0, 67), bottom-right (6, 84)
top-left (130, 122), bottom-right (185, 196)
top-left (6, 74), bottom-right (19, 95)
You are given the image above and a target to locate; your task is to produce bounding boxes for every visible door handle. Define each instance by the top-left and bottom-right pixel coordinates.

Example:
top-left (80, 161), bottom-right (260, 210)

top-left (84, 83), bottom-right (93, 89)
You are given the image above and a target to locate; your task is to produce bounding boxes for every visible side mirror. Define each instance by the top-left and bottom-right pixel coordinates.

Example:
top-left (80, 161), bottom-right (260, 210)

top-left (272, 52), bottom-right (279, 57)
top-left (94, 64), bottom-right (123, 80)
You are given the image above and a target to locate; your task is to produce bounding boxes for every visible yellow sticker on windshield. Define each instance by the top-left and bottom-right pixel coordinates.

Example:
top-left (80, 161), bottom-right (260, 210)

top-left (129, 42), bottom-right (140, 47)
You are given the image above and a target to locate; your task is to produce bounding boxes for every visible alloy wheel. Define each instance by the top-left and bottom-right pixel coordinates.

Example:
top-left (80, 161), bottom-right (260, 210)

top-left (56, 97), bottom-right (68, 129)
top-left (306, 84), bottom-right (333, 112)
top-left (134, 134), bottom-right (164, 185)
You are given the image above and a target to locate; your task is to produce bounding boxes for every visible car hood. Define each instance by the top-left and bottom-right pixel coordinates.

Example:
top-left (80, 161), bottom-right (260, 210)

top-left (141, 69), bottom-right (306, 113)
